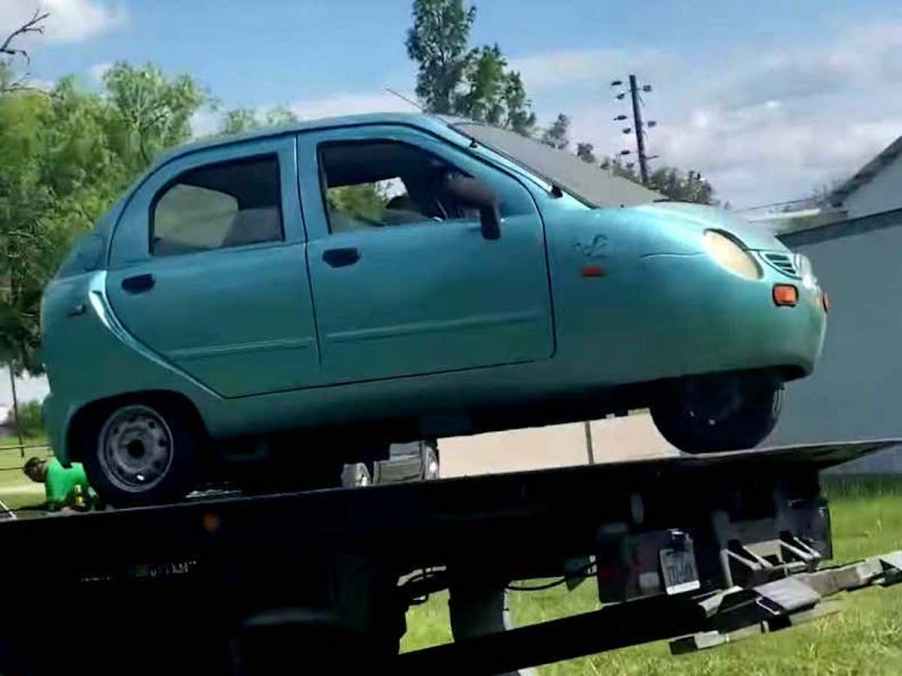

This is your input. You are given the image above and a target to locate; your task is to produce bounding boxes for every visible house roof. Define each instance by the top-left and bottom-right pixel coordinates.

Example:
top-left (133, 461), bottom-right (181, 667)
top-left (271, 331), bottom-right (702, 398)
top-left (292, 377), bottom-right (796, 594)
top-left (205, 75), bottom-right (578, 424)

top-left (829, 136), bottom-right (902, 207)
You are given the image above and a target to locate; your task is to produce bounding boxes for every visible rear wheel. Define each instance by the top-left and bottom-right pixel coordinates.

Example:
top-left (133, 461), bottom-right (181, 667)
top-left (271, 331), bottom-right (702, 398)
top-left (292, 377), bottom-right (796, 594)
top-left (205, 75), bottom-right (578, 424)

top-left (83, 401), bottom-right (197, 506)
top-left (650, 375), bottom-right (783, 454)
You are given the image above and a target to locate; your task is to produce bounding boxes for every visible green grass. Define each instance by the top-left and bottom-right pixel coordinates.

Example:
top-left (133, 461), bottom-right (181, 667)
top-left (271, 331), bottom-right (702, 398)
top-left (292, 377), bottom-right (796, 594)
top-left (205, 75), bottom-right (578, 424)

top-left (402, 476), bottom-right (902, 674)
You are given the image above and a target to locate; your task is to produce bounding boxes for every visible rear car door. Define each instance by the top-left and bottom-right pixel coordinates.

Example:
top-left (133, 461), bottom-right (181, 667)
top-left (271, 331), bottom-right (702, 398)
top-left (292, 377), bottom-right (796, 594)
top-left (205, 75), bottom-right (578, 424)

top-left (297, 124), bottom-right (554, 384)
top-left (105, 137), bottom-right (320, 397)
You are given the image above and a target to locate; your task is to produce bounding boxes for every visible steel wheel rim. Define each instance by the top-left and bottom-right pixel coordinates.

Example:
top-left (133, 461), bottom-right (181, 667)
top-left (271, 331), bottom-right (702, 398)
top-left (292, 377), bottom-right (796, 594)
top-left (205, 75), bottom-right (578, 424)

top-left (98, 405), bottom-right (174, 493)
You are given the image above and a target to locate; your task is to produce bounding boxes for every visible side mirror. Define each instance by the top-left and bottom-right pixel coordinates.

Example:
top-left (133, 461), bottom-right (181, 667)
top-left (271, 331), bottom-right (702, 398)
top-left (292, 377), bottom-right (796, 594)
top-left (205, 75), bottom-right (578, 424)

top-left (443, 174), bottom-right (501, 240)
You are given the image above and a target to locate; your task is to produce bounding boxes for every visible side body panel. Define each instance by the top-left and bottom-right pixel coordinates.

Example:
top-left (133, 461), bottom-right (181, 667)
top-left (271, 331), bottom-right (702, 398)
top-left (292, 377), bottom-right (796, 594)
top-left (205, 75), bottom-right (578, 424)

top-left (104, 137), bottom-right (320, 398)
top-left (297, 124), bottom-right (555, 384)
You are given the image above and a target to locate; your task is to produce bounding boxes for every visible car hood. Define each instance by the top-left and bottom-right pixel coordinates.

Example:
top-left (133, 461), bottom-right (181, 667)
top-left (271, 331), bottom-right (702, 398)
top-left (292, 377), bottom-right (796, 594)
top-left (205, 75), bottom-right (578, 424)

top-left (632, 202), bottom-right (785, 251)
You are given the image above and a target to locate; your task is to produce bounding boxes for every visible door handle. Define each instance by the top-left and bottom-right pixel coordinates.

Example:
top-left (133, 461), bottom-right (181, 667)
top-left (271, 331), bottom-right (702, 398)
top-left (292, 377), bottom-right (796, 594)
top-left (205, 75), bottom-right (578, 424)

top-left (121, 273), bottom-right (155, 294)
top-left (322, 247), bottom-right (361, 268)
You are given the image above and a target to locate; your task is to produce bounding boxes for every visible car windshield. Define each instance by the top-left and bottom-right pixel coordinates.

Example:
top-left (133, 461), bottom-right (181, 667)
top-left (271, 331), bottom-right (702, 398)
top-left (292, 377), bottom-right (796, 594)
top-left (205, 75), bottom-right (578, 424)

top-left (451, 121), bottom-right (660, 208)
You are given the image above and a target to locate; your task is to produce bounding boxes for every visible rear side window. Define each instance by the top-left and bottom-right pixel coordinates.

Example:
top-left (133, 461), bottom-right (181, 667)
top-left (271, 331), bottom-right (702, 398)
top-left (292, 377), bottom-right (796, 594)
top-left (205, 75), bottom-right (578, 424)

top-left (151, 155), bottom-right (283, 256)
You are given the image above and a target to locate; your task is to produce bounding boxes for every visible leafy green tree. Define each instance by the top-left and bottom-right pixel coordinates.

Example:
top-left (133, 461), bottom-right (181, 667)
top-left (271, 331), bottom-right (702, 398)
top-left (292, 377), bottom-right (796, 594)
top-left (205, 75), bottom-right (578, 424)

top-left (405, 0), bottom-right (476, 114)
top-left (540, 113), bottom-right (570, 150)
top-left (1, 64), bottom-right (208, 375)
top-left (648, 167), bottom-right (717, 205)
top-left (601, 156), bottom-right (640, 182)
top-left (326, 183), bottom-right (390, 222)
top-left (598, 157), bottom-right (718, 205)
top-left (219, 105), bottom-right (298, 136)
top-left (576, 142), bottom-right (597, 164)
top-left (406, 0), bottom-right (535, 135)
top-left (102, 62), bottom-right (207, 167)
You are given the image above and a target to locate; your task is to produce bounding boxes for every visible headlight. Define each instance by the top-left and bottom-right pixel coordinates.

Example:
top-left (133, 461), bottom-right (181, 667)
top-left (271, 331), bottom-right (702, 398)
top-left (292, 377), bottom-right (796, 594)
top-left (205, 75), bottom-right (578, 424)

top-left (794, 253), bottom-right (818, 290)
top-left (703, 230), bottom-right (761, 280)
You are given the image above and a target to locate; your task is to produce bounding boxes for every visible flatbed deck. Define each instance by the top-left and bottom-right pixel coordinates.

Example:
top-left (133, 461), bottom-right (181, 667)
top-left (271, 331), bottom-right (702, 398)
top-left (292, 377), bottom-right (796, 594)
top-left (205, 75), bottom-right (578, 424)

top-left (2, 440), bottom-right (900, 675)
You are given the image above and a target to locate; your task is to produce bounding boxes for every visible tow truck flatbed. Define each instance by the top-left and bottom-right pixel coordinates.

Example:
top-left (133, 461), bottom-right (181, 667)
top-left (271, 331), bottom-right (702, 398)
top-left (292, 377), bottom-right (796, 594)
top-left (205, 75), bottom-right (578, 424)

top-left (2, 440), bottom-right (901, 675)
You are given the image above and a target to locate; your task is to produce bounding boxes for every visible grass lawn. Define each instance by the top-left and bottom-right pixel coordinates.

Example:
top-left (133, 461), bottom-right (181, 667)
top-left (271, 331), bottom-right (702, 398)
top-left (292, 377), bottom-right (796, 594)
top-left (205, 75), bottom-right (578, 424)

top-left (402, 476), bottom-right (902, 674)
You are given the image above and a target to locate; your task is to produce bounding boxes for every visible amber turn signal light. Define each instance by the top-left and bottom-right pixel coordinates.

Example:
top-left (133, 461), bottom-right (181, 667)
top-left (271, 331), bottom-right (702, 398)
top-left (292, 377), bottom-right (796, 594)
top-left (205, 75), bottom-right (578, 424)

top-left (773, 284), bottom-right (798, 307)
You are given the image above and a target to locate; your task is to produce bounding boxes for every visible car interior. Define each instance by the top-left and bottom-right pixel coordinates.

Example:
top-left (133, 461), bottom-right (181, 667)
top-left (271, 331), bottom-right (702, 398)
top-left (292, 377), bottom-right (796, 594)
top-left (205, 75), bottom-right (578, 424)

top-left (151, 154), bottom-right (284, 256)
top-left (319, 141), bottom-right (477, 233)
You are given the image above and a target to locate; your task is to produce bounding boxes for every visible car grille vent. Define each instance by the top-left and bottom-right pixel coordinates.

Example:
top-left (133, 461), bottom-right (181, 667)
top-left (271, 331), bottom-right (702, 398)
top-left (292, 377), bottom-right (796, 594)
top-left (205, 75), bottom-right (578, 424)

top-left (762, 252), bottom-right (799, 278)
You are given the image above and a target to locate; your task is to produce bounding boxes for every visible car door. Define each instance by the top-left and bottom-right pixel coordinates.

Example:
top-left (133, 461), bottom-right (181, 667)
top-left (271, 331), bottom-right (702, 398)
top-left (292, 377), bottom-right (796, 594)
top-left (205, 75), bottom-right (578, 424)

top-left (297, 124), bottom-right (554, 385)
top-left (105, 137), bottom-right (321, 398)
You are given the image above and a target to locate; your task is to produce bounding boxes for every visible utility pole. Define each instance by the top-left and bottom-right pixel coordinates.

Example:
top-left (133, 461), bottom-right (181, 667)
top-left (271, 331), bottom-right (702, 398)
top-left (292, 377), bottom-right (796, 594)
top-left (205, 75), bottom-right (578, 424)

top-left (628, 75), bottom-right (649, 185)
top-left (611, 75), bottom-right (657, 186)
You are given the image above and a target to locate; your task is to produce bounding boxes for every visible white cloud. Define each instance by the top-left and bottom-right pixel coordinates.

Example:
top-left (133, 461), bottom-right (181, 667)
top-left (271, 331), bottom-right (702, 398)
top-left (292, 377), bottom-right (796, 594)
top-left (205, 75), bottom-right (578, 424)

top-left (288, 91), bottom-right (420, 120)
top-left (190, 108), bottom-right (223, 139)
top-left (521, 21), bottom-right (902, 208)
top-left (0, 0), bottom-right (127, 44)
top-left (511, 47), bottom-right (671, 92)
top-left (87, 61), bottom-right (112, 83)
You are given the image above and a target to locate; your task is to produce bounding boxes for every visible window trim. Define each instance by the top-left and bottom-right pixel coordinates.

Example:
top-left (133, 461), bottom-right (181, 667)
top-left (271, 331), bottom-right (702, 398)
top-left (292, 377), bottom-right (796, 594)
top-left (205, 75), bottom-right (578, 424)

top-left (148, 152), bottom-right (285, 257)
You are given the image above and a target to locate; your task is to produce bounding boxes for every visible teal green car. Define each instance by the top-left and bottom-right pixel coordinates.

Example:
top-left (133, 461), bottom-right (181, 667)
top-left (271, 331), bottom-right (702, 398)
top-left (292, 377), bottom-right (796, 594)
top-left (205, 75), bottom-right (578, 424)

top-left (40, 113), bottom-right (828, 505)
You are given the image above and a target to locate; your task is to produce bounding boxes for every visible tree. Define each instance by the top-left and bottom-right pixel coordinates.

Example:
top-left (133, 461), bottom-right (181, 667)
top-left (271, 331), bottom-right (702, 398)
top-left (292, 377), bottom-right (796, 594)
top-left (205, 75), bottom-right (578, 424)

top-left (406, 0), bottom-right (535, 135)
top-left (0, 64), bottom-right (208, 376)
top-left (102, 62), bottom-right (207, 167)
top-left (0, 9), bottom-right (49, 94)
top-left (576, 142), bottom-right (597, 165)
top-left (601, 156), bottom-right (640, 182)
top-left (540, 113), bottom-right (570, 150)
top-left (219, 105), bottom-right (298, 136)
top-left (647, 166), bottom-right (717, 205)
top-left (405, 0), bottom-right (475, 115)
top-left (452, 44), bottom-right (536, 134)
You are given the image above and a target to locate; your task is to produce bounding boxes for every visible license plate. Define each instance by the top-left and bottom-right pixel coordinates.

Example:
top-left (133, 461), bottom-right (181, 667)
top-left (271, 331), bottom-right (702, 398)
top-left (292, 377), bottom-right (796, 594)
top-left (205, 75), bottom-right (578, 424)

top-left (660, 547), bottom-right (700, 595)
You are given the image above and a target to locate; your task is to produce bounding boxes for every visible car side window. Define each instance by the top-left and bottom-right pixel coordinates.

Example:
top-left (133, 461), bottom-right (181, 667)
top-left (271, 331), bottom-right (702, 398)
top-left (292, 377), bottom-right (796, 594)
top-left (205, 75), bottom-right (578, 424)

top-left (318, 140), bottom-right (532, 235)
top-left (151, 154), bottom-right (283, 256)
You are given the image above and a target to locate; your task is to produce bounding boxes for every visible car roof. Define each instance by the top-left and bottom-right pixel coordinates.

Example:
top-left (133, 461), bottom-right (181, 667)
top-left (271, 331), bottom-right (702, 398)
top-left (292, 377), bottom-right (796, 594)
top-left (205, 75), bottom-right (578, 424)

top-left (156, 112), bottom-right (450, 166)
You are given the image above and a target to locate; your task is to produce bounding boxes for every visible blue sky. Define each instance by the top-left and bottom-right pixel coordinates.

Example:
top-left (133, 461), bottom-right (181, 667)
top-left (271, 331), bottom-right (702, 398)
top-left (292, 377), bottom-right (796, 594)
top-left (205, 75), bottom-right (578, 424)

top-left (4, 0), bottom-right (902, 208)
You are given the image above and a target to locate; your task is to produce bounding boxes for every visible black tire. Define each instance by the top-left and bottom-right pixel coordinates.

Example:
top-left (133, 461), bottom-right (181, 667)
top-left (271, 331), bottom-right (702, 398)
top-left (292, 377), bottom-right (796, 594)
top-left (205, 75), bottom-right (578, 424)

top-left (82, 399), bottom-right (198, 507)
top-left (651, 376), bottom-right (783, 454)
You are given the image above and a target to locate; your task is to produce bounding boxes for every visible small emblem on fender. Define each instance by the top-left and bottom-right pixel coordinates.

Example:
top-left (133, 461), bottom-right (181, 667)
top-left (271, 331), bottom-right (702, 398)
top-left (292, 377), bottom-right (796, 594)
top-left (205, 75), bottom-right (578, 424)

top-left (574, 234), bottom-right (609, 258)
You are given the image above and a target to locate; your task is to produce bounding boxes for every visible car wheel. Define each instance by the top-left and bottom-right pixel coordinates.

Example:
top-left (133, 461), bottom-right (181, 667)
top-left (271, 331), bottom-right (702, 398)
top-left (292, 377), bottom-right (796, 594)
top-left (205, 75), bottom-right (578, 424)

top-left (650, 376), bottom-right (783, 454)
top-left (341, 461), bottom-right (375, 488)
top-left (84, 401), bottom-right (197, 507)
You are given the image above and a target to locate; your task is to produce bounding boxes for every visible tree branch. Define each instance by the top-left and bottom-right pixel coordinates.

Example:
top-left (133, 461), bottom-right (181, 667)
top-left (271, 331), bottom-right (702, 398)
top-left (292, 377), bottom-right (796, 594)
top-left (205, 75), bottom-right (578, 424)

top-left (1, 9), bottom-right (49, 58)
top-left (1, 10), bottom-right (50, 92)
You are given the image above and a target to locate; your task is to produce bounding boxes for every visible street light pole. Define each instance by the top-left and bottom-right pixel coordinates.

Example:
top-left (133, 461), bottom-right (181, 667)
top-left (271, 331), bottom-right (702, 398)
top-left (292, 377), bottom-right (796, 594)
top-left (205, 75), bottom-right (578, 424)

top-left (628, 74), bottom-right (649, 185)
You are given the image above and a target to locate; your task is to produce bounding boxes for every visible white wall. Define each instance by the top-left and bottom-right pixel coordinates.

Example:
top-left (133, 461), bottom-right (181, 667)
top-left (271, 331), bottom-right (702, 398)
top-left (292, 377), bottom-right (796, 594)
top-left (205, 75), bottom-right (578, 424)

top-left (845, 156), bottom-right (902, 220)
top-left (0, 373), bottom-right (49, 409)
top-left (442, 413), bottom-right (676, 477)
top-left (769, 218), bottom-right (902, 471)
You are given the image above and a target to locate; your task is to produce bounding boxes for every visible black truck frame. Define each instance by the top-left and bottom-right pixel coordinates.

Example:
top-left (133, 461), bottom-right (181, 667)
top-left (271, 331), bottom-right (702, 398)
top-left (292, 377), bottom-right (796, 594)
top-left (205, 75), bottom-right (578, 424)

top-left (1, 440), bottom-right (901, 675)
